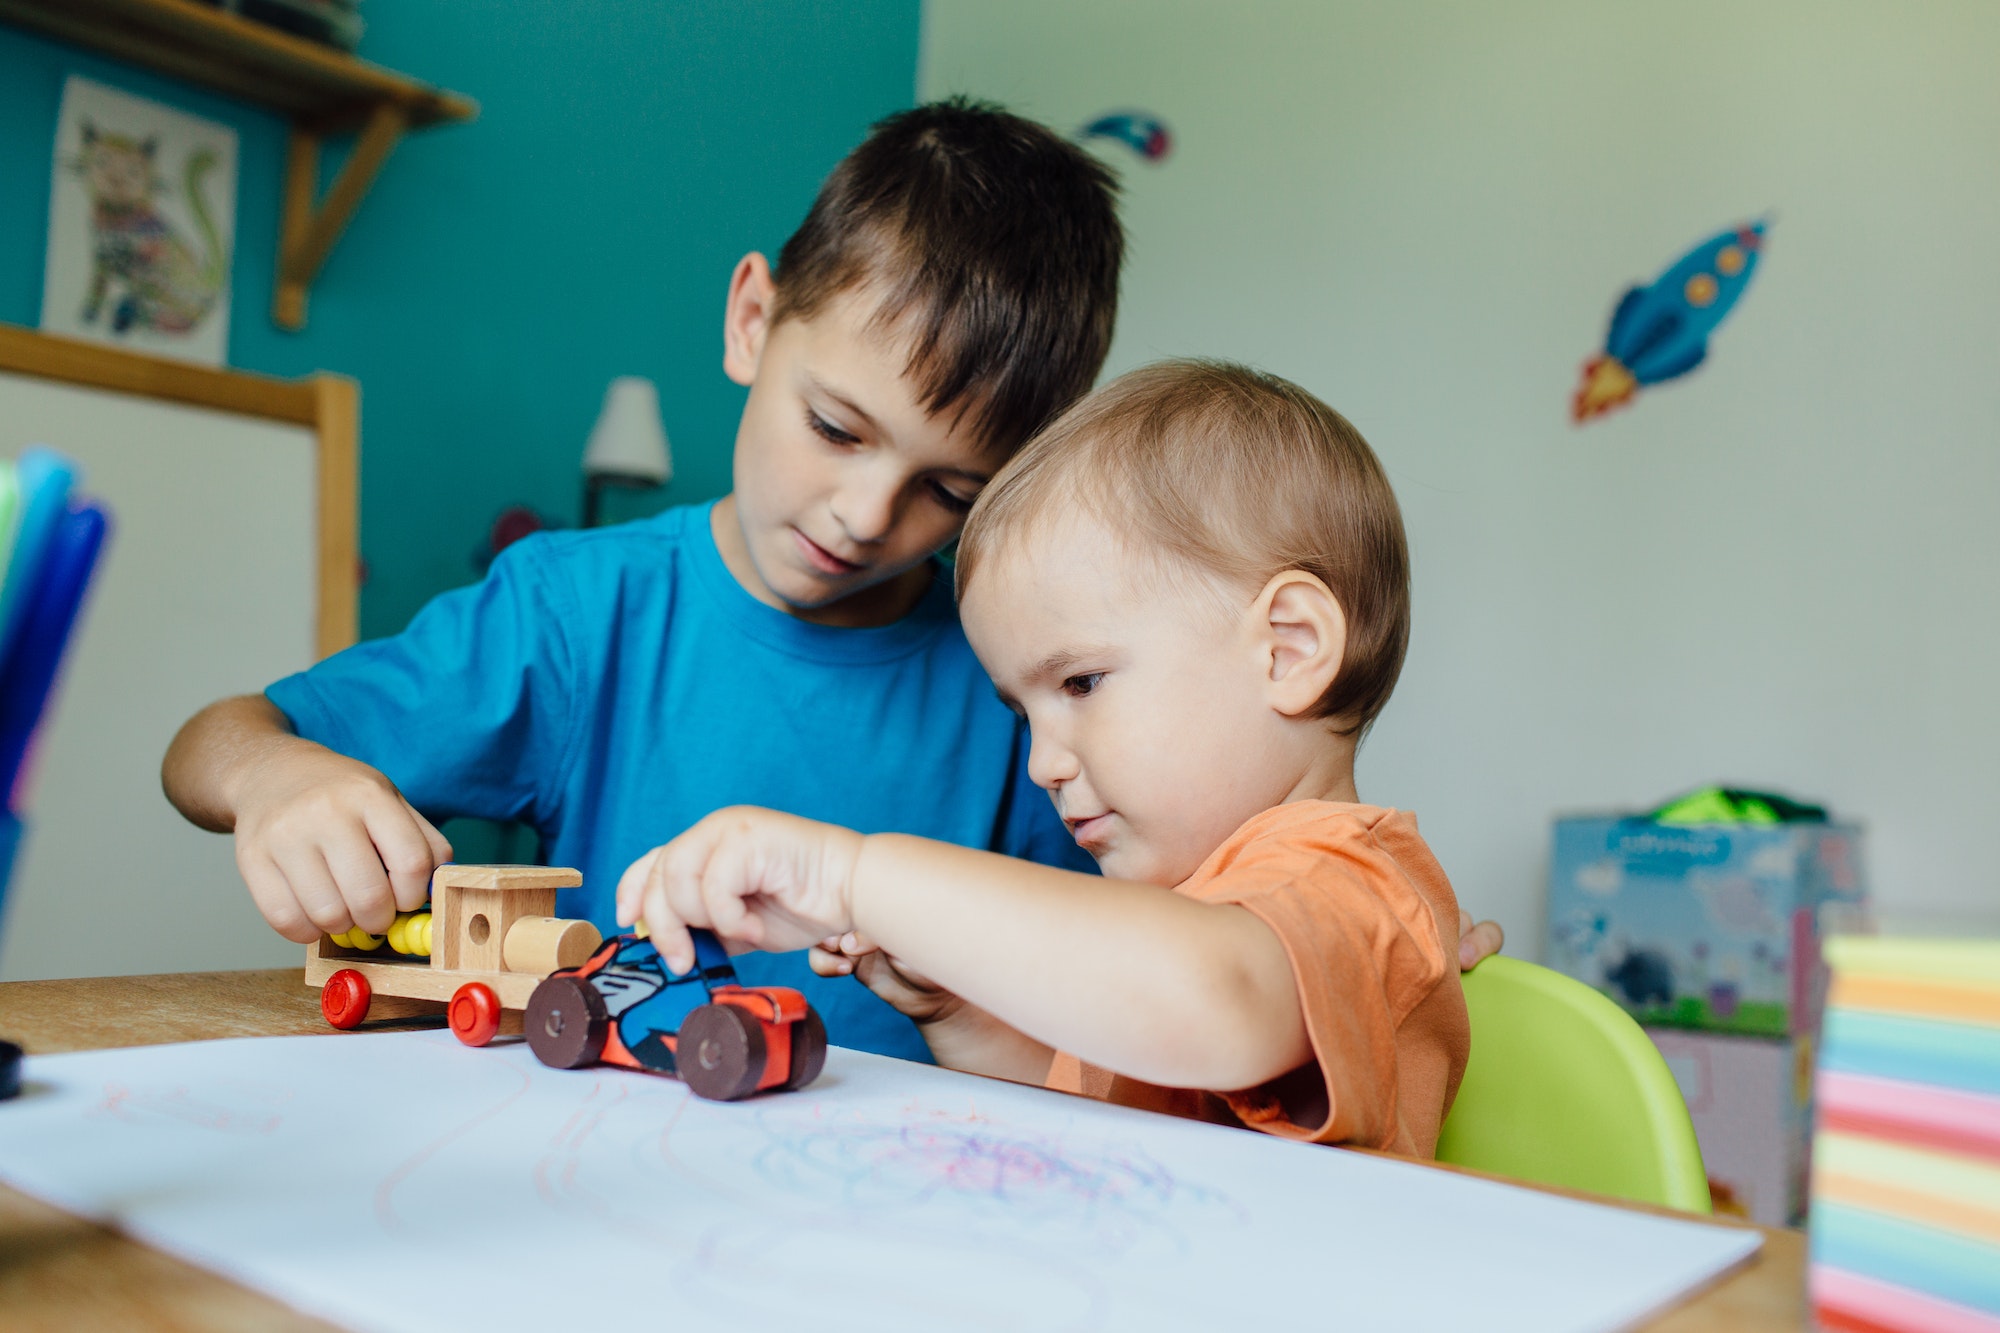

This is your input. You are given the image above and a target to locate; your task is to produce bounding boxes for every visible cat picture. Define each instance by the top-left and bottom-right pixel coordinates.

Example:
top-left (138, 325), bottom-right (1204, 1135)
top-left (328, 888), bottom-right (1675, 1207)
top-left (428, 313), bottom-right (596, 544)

top-left (71, 123), bottom-right (225, 336)
top-left (42, 77), bottom-right (237, 366)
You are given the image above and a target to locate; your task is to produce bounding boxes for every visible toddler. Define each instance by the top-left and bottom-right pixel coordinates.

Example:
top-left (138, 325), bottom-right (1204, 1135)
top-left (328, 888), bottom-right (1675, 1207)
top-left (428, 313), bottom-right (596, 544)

top-left (620, 360), bottom-right (1470, 1154)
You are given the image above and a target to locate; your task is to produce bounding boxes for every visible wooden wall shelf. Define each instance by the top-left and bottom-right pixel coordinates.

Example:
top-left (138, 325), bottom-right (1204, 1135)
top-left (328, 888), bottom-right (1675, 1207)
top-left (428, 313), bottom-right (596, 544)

top-left (0, 0), bottom-right (478, 330)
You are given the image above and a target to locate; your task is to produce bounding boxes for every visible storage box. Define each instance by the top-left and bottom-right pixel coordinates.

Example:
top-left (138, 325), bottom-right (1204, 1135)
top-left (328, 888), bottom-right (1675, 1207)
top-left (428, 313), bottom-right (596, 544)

top-left (1652, 1028), bottom-right (1814, 1226)
top-left (1547, 816), bottom-right (1868, 1038)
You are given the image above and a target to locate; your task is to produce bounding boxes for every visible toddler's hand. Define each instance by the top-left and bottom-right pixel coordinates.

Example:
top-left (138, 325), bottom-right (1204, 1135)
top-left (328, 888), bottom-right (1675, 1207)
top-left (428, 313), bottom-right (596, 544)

top-left (232, 746), bottom-right (452, 943)
top-left (810, 932), bottom-right (963, 1026)
top-left (616, 806), bottom-right (864, 974)
top-left (1458, 909), bottom-right (1505, 971)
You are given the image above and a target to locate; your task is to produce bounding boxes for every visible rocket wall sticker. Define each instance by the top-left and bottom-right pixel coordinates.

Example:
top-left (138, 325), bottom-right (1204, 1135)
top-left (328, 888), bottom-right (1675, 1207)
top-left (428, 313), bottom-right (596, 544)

top-left (1078, 111), bottom-right (1172, 162)
top-left (1573, 221), bottom-right (1768, 423)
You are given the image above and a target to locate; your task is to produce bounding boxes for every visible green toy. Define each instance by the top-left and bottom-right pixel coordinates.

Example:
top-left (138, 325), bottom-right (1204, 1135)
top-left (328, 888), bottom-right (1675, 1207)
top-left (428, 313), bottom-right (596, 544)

top-left (1435, 956), bottom-right (1711, 1214)
top-left (1651, 786), bottom-right (1827, 826)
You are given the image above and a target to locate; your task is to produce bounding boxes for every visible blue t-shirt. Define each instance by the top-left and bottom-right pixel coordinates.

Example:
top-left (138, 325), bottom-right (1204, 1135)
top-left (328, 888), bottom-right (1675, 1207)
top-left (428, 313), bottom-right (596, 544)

top-left (266, 501), bottom-right (1093, 1063)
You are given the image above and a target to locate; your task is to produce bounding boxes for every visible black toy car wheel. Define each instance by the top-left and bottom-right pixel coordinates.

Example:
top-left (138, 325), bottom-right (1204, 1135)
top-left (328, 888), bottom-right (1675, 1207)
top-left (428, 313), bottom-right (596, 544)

top-left (526, 975), bottom-right (608, 1070)
top-left (780, 1006), bottom-right (828, 1092)
top-left (677, 1003), bottom-right (766, 1101)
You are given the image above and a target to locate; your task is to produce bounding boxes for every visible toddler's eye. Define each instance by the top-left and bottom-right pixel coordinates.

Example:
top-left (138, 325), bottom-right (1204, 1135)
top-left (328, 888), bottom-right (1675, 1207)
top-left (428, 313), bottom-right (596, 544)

top-left (1062, 673), bottom-right (1104, 698)
top-left (806, 408), bottom-right (859, 446)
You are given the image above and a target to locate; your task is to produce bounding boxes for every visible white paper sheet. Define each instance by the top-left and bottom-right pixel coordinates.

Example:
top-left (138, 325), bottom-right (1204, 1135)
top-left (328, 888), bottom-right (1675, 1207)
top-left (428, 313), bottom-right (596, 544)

top-left (0, 1033), bottom-right (1759, 1332)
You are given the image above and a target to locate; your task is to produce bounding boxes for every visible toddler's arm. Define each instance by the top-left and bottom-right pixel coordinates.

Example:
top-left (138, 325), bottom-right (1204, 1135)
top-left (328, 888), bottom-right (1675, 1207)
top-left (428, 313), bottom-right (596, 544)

top-left (810, 933), bottom-right (1059, 1083)
top-left (617, 808), bottom-right (1310, 1092)
top-left (162, 695), bottom-right (452, 942)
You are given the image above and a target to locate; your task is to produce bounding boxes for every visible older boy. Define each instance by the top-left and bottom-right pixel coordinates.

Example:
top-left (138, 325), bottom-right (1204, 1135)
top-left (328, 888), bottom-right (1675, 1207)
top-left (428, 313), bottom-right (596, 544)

top-left (162, 100), bottom-right (1122, 1063)
top-left (620, 361), bottom-right (1469, 1155)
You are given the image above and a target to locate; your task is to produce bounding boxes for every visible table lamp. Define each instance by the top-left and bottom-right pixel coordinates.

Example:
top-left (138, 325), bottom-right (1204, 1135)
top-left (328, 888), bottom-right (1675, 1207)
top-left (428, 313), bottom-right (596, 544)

top-left (582, 377), bottom-right (671, 527)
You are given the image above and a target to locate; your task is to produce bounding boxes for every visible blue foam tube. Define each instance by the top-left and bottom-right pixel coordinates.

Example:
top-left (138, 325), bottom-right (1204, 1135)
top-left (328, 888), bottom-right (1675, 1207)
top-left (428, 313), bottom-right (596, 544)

top-left (0, 502), bottom-right (110, 811)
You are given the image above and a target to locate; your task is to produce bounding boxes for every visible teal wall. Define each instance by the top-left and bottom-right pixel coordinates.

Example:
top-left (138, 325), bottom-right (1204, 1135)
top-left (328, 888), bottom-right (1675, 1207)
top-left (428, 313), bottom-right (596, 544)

top-left (0, 0), bottom-right (921, 640)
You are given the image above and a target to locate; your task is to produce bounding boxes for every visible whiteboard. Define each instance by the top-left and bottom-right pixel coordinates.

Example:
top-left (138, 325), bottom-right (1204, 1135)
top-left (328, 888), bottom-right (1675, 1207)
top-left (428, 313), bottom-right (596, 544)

top-left (0, 369), bottom-right (315, 980)
top-left (0, 1033), bottom-right (1763, 1333)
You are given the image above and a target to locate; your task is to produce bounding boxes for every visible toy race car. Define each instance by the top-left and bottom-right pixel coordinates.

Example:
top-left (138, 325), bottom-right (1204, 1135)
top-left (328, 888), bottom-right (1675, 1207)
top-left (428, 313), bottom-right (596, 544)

top-left (524, 928), bottom-right (827, 1101)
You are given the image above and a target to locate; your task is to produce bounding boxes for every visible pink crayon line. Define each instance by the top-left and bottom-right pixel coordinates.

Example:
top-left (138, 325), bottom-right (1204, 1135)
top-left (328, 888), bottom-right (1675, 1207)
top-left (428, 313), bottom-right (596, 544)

top-left (1813, 1265), bottom-right (2000, 1333)
top-left (374, 1062), bottom-right (533, 1231)
top-left (534, 1079), bottom-right (606, 1209)
top-left (1818, 1071), bottom-right (2000, 1162)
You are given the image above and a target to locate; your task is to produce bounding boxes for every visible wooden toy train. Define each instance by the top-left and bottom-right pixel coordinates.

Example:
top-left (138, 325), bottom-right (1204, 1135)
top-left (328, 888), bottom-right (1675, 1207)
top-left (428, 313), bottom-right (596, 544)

top-left (307, 865), bottom-right (827, 1101)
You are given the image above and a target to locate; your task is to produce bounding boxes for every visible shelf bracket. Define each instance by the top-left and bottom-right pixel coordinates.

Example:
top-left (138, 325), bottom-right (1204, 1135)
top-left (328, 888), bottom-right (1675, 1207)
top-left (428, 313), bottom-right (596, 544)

top-left (274, 102), bottom-right (407, 331)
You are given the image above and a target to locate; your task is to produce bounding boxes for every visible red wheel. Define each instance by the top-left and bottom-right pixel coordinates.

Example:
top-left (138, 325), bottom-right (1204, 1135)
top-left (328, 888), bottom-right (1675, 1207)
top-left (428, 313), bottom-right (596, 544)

top-left (780, 1006), bottom-right (828, 1092)
top-left (448, 982), bottom-right (503, 1047)
top-left (321, 969), bottom-right (371, 1029)
top-left (677, 1004), bottom-right (767, 1101)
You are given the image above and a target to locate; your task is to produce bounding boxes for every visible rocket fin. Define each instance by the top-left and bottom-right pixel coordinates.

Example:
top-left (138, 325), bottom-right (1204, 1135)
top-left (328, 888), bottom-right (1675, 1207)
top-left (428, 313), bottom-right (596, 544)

top-left (1606, 285), bottom-right (1647, 347)
top-left (1633, 340), bottom-right (1708, 387)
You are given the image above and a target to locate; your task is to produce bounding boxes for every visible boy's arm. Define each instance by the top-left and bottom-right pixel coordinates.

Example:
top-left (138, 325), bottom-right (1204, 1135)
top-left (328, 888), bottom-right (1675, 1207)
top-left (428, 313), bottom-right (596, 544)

top-left (166, 534), bottom-right (582, 944)
top-left (162, 694), bottom-right (451, 942)
top-left (619, 809), bottom-right (1309, 1091)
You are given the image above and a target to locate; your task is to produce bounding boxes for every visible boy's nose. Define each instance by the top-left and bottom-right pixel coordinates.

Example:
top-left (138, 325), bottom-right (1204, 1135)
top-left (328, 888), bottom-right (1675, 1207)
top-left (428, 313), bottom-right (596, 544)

top-left (830, 478), bottom-right (900, 545)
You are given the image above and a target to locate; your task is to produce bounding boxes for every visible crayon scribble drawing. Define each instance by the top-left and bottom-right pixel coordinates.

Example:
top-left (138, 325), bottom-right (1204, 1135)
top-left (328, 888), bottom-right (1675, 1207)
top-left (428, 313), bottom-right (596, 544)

top-left (741, 1102), bottom-right (1229, 1250)
top-left (94, 1081), bottom-right (290, 1136)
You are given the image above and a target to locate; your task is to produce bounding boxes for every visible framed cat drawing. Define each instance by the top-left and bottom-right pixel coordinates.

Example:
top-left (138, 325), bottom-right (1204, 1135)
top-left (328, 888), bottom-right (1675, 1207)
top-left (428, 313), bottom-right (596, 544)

top-left (40, 76), bottom-right (238, 368)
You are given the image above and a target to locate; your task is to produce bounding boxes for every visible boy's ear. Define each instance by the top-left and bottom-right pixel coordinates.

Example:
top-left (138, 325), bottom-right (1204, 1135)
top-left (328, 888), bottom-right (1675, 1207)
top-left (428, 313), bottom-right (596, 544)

top-left (722, 252), bottom-right (778, 387)
top-left (1254, 571), bottom-right (1346, 718)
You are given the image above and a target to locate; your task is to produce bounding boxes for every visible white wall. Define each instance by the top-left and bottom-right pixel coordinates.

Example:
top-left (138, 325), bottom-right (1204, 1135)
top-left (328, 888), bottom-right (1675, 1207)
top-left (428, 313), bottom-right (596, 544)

top-left (923, 0), bottom-right (2000, 952)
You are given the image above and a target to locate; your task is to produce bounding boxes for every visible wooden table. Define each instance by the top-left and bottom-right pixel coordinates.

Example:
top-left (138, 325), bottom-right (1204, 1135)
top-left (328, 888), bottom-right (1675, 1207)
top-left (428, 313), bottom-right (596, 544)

top-left (0, 970), bottom-right (1805, 1331)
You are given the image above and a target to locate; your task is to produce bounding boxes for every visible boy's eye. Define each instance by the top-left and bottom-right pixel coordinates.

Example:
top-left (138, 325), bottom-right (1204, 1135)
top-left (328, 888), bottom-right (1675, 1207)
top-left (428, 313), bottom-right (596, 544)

top-left (927, 480), bottom-right (977, 515)
top-left (806, 408), bottom-right (860, 446)
top-left (1062, 673), bottom-right (1104, 698)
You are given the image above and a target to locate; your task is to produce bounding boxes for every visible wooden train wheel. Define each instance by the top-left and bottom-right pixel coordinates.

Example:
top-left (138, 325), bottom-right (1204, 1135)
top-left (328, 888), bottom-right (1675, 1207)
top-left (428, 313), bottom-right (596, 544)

top-left (448, 982), bottom-right (502, 1047)
top-left (321, 969), bottom-right (371, 1029)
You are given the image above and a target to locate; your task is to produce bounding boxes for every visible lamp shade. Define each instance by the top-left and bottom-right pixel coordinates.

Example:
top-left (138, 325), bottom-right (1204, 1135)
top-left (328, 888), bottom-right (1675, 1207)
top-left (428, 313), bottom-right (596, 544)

top-left (582, 377), bottom-right (671, 485)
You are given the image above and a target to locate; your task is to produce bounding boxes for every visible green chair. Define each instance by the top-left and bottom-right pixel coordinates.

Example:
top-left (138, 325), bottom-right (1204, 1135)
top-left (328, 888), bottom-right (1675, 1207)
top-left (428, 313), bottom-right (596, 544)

top-left (1434, 955), bottom-right (1711, 1213)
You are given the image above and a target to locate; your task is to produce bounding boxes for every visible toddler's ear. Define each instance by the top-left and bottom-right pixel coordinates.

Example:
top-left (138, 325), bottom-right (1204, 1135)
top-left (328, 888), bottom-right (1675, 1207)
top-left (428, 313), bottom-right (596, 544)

top-left (722, 252), bottom-right (778, 386)
top-left (1258, 572), bottom-right (1346, 717)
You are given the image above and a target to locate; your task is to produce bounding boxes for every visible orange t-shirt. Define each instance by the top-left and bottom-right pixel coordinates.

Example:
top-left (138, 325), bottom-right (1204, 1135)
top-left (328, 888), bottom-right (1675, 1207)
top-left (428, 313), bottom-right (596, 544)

top-left (1045, 801), bottom-right (1470, 1158)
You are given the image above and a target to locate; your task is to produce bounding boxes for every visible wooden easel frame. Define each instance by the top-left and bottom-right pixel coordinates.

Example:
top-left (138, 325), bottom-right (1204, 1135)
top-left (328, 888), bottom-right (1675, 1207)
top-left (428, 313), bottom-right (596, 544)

top-left (0, 323), bottom-right (358, 657)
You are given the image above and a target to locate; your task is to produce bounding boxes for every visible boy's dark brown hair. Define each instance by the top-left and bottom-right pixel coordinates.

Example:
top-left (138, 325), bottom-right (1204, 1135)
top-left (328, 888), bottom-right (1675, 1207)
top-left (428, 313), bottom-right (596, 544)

top-left (771, 97), bottom-right (1123, 455)
top-left (957, 360), bottom-right (1412, 736)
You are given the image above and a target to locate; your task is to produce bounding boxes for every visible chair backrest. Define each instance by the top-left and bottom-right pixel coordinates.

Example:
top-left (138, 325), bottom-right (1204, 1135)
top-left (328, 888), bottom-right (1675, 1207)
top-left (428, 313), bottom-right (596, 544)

top-left (1434, 955), bottom-right (1711, 1213)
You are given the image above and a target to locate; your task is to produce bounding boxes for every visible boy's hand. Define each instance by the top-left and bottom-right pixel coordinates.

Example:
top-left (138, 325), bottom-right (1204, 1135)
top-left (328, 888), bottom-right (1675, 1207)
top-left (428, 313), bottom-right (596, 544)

top-left (232, 746), bottom-right (452, 944)
top-left (810, 932), bottom-right (963, 1025)
top-left (1458, 910), bottom-right (1505, 971)
top-left (616, 806), bottom-right (864, 974)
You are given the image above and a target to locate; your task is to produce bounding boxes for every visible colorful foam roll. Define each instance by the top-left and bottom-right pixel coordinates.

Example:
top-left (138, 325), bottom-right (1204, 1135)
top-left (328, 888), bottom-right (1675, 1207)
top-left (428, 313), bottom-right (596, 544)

top-left (1811, 938), bottom-right (2000, 1332)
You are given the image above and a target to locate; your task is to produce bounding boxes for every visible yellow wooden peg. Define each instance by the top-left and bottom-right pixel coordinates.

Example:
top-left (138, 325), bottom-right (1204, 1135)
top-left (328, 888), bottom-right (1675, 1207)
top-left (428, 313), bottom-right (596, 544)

top-left (386, 911), bottom-right (433, 957)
